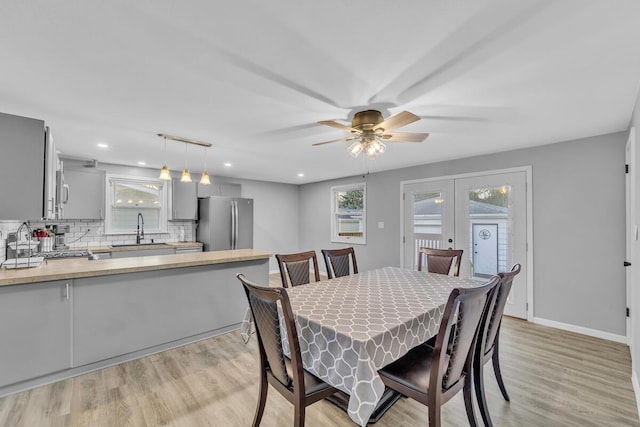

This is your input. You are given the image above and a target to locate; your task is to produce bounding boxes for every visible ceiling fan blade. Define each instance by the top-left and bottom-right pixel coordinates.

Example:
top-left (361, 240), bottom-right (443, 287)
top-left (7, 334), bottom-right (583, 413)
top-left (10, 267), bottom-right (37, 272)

top-left (374, 111), bottom-right (420, 132)
top-left (318, 120), bottom-right (360, 133)
top-left (312, 136), bottom-right (358, 146)
top-left (382, 132), bottom-right (430, 142)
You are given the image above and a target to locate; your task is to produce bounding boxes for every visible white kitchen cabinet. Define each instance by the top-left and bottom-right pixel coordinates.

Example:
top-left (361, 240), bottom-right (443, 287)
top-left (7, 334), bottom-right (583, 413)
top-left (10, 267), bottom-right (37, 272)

top-left (171, 179), bottom-right (197, 220)
top-left (63, 168), bottom-right (106, 219)
top-left (0, 280), bottom-right (71, 387)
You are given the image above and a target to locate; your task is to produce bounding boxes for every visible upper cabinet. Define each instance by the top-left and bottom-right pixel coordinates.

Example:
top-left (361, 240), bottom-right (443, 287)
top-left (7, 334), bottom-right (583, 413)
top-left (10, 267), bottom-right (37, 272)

top-left (0, 113), bottom-right (47, 220)
top-left (171, 179), bottom-right (197, 220)
top-left (197, 182), bottom-right (241, 198)
top-left (63, 169), bottom-right (106, 219)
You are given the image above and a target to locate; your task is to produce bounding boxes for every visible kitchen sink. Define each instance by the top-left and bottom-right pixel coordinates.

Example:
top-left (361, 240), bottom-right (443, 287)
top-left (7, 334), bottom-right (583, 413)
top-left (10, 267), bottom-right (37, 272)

top-left (110, 243), bottom-right (170, 248)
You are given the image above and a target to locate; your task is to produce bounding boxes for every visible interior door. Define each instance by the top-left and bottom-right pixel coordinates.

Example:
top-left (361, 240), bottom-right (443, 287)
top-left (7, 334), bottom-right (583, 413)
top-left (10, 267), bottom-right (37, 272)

top-left (403, 180), bottom-right (455, 270)
top-left (454, 171), bottom-right (527, 318)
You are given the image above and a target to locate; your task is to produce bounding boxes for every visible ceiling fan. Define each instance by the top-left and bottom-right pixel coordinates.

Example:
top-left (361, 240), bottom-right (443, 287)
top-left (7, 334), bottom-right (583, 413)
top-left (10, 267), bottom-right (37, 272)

top-left (314, 110), bottom-right (429, 159)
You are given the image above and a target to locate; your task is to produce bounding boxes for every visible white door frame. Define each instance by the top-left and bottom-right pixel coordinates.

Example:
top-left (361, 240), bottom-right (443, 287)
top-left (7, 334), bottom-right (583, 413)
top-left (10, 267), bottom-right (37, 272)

top-left (400, 165), bottom-right (534, 322)
top-left (626, 127), bottom-right (636, 346)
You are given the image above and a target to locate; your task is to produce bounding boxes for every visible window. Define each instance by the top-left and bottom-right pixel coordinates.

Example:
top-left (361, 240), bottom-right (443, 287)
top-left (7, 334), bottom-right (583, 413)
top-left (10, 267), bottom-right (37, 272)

top-left (105, 175), bottom-right (168, 234)
top-left (331, 183), bottom-right (366, 244)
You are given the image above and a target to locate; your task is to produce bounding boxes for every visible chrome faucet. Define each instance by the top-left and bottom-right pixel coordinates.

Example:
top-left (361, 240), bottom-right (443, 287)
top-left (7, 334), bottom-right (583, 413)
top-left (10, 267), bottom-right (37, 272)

top-left (136, 213), bottom-right (144, 244)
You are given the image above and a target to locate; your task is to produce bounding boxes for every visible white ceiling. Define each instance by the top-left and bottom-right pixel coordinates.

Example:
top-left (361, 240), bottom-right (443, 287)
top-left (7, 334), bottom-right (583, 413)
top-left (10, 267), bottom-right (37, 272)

top-left (1, 0), bottom-right (640, 184)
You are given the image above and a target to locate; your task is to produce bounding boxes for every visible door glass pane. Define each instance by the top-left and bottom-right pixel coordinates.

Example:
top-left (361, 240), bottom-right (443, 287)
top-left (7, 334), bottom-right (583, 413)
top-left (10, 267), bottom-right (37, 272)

top-left (468, 186), bottom-right (511, 278)
top-left (413, 192), bottom-right (443, 268)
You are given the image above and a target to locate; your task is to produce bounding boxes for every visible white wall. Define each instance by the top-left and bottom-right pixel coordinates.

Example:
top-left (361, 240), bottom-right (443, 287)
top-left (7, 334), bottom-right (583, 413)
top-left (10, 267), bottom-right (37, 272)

top-left (300, 132), bottom-right (627, 337)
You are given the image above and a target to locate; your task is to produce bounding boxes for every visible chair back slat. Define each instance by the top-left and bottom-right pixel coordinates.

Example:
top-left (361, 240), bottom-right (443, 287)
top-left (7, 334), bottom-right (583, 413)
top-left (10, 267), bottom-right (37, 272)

top-left (330, 255), bottom-right (350, 278)
top-left (276, 251), bottom-right (320, 287)
top-left (418, 248), bottom-right (463, 277)
top-left (246, 289), bottom-right (291, 386)
top-left (435, 276), bottom-right (499, 390)
top-left (321, 247), bottom-right (358, 279)
top-left (483, 264), bottom-right (521, 356)
top-left (286, 260), bottom-right (311, 287)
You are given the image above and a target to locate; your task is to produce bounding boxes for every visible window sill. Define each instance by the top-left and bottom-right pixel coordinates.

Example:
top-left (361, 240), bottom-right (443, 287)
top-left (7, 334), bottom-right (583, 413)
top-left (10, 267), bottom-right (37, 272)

top-left (331, 238), bottom-right (366, 245)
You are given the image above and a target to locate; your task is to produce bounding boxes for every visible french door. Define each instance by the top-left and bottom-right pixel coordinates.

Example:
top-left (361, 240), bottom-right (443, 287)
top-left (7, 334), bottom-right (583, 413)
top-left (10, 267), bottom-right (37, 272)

top-left (403, 170), bottom-right (528, 319)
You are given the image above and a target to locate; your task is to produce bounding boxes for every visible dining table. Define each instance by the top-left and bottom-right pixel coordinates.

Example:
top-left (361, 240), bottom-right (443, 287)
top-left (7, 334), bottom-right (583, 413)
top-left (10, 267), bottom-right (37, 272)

top-left (240, 266), bottom-right (480, 426)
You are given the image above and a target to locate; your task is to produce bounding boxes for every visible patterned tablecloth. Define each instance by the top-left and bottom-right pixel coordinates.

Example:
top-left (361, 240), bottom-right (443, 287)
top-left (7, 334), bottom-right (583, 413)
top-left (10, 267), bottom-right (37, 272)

top-left (242, 266), bottom-right (479, 426)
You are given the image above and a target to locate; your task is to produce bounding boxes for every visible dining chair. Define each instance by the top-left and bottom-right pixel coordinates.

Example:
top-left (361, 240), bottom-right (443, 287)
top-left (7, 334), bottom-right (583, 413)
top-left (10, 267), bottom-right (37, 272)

top-left (320, 247), bottom-right (358, 279)
top-left (378, 275), bottom-right (500, 427)
top-left (417, 247), bottom-right (464, 277)
top-left (275, 251), bottom-right (321, 288)
top-left (474, 264), bottom-right (521, 427)
top-left (237, 273), bottom-right (339, 427)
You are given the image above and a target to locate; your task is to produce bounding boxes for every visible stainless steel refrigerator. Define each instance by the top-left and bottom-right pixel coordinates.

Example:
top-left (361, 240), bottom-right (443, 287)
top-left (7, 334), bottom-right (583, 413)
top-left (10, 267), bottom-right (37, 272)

top-left (197, 197), bottom-right (253, 251)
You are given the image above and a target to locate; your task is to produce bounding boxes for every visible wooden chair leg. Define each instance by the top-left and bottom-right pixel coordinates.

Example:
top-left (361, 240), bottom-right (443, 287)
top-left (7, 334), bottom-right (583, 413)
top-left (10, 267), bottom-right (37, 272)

top-left (492, 339), bottom-right (510, 401)
top-left (463, 378), bottom-right (478, 427)
top-left (294, 404), bottom-right (305, 427)
top-left (252, 373), bottom-right (268, 427)
top-left (428, 404), bottom-right (441, 427)
top-left (474, 362), bottom-right (493, 427)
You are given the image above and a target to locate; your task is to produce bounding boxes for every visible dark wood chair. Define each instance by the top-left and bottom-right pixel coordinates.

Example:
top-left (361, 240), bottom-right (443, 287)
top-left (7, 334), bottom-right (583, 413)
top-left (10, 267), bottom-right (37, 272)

top-left (378, 275), bottom-right (500, 427)
top-left (474, 264), bottom-right (521, 427)
top-left (275, 251), bottom-right (320, 288)
top-left (237, 273), bottom-right (339, 427)
top-left (417, 247), bottom-right (464, 277)
top-left (320, 247), bottom-right (358, 279)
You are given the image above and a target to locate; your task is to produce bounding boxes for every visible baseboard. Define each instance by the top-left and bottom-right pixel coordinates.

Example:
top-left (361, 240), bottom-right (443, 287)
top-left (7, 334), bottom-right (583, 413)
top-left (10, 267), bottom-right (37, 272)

top-left (633, 369), bottom-right (640, 421)
top-left (533, 317), bottom-right (627, 343)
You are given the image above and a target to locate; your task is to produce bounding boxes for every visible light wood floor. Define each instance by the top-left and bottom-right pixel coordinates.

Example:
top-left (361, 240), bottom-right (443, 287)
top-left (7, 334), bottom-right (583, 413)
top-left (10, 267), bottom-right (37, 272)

top-left (0, 278), bottom-right (638, 426)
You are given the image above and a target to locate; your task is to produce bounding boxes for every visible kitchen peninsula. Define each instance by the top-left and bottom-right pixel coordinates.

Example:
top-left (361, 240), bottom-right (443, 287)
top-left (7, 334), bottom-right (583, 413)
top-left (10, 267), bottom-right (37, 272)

top-left (0, 249), bottom-right (270, 396)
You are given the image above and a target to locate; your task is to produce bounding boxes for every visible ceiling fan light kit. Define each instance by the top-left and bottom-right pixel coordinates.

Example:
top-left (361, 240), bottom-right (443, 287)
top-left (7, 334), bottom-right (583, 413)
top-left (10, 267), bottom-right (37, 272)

top-left (315, 109), bottom-right (427, 159)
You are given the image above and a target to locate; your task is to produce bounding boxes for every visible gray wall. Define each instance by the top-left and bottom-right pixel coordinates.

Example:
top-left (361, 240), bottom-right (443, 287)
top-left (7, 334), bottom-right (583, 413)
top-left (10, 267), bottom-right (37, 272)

top-left (300, 132), bottom-right (627, 336)
top-left (62, 160), bottom-right (299, 273)
top-left (221, 177), bottom-right (299, 272)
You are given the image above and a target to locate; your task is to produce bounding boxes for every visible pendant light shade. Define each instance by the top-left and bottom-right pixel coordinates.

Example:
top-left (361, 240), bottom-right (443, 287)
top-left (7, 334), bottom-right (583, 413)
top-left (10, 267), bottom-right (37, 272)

top-left (159, 136), bottom-right (172, 180)
top-left (199, 171), bottom-right (211, 185)
top-left (180, 169), bottom-right (192, 182)
top-left (200, 146), bottom-right (211, 185)
top-left (159, 165), bottom-right (171, 180)
top-left (181, 143), bottom-right (192, 182)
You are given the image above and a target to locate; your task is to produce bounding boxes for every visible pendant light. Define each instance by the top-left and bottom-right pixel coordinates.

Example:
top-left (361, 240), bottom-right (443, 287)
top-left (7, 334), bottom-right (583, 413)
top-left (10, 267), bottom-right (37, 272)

top-left (200, 146), bottom-right (211, 185)
top-left (157, 133), bottom-right (212, 182)
top-left (181, 143), bottom-right (192, 182)
top-left (158, 136), bottom-right (171, 180)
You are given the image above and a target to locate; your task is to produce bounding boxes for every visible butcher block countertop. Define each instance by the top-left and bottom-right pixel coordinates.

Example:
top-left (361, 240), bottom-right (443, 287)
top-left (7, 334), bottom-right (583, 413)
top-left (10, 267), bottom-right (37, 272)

top-left (0, 249), bottom-right (271, 286)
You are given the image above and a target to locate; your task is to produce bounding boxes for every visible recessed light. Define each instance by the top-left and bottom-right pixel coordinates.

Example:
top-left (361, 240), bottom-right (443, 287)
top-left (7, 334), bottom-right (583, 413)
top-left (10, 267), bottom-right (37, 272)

top-left (137, 161), bottom-right (146, 166)
top-left (298, 173), bottom-right (304, 178)
top-left (224, 163), bottom-right (232, 167)
top-left (97, 143), bottom-right (108, 148)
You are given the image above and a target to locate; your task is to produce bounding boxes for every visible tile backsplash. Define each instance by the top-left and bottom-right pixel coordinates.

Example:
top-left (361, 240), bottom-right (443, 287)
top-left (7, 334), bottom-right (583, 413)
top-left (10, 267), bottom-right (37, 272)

top-left (0, 219), bottom-right (196, 264)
